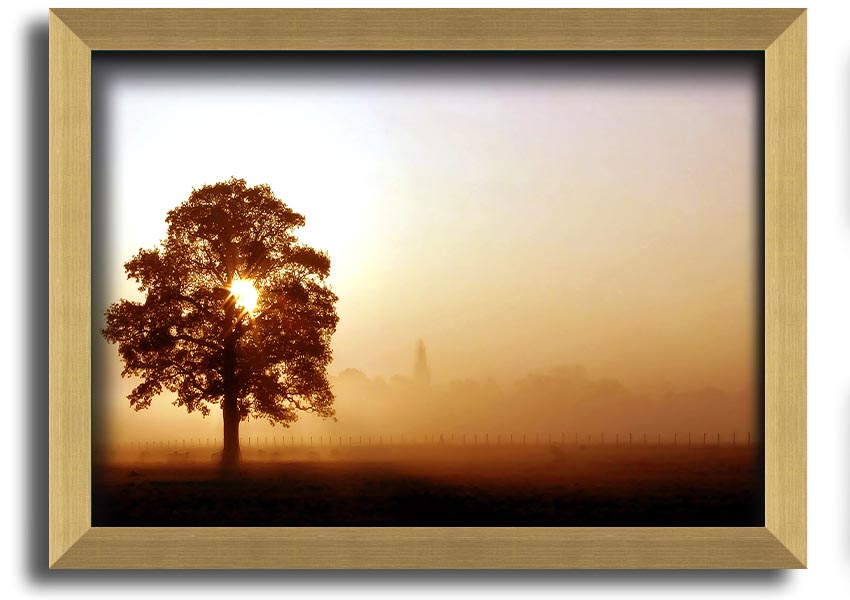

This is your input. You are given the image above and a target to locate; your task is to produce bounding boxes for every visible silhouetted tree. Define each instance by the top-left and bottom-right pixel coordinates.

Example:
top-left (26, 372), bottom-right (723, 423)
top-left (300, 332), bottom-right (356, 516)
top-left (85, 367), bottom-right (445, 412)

top-left (103, 178), bottom-right (338, 469)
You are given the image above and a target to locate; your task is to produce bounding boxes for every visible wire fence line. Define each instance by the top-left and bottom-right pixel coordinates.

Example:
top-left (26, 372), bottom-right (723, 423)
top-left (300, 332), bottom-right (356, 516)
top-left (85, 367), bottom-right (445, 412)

top-left (110, 431), bottom-right (756, 451)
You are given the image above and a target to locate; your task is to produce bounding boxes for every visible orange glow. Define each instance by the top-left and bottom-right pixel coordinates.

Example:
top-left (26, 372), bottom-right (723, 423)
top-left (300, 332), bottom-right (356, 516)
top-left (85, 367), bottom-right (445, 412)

top-left (96, 55), bottom-right (762, 448)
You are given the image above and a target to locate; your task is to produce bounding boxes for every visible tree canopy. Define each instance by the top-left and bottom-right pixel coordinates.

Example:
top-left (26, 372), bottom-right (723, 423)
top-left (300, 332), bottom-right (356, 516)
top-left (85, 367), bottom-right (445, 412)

top-left (103, 178), bottom-right (339, 464)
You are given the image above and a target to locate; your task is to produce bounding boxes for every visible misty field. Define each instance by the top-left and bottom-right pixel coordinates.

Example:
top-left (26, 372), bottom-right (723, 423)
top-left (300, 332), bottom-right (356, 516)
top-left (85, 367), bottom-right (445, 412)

top-left (92, 443), bottom-right (762, 526)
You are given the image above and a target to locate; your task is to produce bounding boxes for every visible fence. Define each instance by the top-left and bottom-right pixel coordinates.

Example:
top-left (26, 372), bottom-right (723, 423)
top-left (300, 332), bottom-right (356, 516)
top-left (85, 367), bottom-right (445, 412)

top-left (112, 430), bottom-right (756, 451)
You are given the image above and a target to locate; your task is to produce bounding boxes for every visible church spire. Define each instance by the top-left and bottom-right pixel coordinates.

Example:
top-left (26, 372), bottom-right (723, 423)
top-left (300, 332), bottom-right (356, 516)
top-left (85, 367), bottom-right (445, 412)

top-left (414, 339), bottom-right (430, 386)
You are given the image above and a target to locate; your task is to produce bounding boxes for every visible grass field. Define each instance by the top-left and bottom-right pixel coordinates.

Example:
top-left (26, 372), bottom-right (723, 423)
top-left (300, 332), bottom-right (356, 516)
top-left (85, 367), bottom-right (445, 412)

top-left (92, 444), bottom-right (763, 527)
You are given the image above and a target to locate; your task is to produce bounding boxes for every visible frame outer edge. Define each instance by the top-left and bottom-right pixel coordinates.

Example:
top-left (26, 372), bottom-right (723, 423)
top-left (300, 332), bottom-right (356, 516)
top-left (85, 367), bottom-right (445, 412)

top-left (764, 10), bottom-right (807, 567)
top-left (53, 527), bottom-right (802, 570)
top-left (52, 8), bottom-right (803, 51)
top-left (49, 10), bottom-right (92, 567)
top-left (46, 7), bottom-right (807, 569)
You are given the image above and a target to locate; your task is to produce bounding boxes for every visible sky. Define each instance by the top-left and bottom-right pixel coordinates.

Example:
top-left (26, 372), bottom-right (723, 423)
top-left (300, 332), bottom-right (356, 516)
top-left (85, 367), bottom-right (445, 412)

top-left (91, 53), bottom-right (762, 446)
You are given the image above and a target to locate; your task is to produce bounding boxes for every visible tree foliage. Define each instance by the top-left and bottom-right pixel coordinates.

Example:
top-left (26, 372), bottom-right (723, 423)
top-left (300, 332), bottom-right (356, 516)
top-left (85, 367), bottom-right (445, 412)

top-left (103, 178), bottom-right (339, 430)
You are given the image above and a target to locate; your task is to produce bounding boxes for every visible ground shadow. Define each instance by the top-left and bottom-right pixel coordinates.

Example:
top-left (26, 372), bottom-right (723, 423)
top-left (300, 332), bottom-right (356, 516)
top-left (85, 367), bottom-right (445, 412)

top-left (23, 18), bottom-right (50, 582)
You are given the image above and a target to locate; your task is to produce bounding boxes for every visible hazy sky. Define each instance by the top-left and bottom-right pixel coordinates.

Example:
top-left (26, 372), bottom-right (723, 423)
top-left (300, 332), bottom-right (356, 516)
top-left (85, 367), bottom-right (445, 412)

top-left (92, 53), bottom-right (762, 444)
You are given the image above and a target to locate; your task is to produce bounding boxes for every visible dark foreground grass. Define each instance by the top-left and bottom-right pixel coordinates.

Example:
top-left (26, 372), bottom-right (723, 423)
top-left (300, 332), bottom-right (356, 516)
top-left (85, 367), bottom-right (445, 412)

top-left (92, 445), bottom-right (762, 526)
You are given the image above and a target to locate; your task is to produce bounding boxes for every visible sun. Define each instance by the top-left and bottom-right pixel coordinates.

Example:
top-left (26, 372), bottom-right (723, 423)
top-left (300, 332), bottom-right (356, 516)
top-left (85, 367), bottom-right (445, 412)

top-left (230, 276), bottom-right (259, 314)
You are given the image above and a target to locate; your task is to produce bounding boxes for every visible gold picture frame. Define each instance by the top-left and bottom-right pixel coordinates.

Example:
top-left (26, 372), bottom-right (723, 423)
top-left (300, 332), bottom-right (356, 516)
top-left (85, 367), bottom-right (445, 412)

top-left (49, 8), bottom-right (806, 569)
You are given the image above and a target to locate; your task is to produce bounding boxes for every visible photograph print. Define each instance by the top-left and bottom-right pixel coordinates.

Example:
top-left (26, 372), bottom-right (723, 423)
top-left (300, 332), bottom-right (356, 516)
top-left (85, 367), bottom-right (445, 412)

top-left (91, 52), bottom-right (764, 527)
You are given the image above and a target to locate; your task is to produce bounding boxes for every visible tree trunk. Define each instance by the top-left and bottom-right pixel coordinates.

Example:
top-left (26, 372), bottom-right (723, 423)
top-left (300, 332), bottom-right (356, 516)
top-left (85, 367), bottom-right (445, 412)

top-left (221, 396), bottom-right (241, 470)
top-left (221, 329), bottom-right (241, 470)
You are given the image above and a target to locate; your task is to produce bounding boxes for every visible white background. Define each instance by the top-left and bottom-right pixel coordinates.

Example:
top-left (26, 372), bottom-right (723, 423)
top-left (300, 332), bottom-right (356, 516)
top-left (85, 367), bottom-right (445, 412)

top-left (1, 0), bottom-right (844, 597)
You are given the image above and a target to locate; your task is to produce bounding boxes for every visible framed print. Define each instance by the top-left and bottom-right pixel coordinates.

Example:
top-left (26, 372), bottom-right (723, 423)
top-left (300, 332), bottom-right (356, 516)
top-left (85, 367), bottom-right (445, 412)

top-left (49, 8), bottom-right (806, 569)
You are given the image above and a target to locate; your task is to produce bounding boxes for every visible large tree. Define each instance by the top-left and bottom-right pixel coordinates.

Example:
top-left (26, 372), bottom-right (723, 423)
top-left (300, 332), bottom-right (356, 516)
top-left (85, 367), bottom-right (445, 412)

top-left (103, 178), bottom-right (339, 469)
